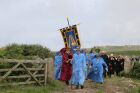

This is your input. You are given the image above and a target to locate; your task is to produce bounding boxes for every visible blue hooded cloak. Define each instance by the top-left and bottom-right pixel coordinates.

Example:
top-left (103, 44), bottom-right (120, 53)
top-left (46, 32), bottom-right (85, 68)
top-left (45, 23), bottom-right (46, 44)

top-left (87, 57), bottom-right (108, 83)
top-left (70, 53), bottom-right (86, 86)
top-left (54, 52), bottom-right (62, 80)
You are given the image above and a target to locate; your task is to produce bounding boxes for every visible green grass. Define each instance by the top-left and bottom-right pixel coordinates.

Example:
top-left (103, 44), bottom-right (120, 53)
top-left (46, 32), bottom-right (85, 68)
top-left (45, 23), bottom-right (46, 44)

top-left (128, 87), bottom-right (140, 93)
top-left (96, 90), bottom-right (104, 93)
top-left (108, 50), bottom-right (140, 56)
top-left (104, 77), bottom-right (140, 93)
top-left (0, 80), bottom-right (65, 93)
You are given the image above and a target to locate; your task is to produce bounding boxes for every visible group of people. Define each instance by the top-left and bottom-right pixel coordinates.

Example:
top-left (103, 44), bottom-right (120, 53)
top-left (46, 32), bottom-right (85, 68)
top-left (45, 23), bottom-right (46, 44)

top-left (130, 56), bottom-right (140, 62)
top-left (101, 53), bottom-right (125, 77)
top-left (54, 47), bottom-right (125, 89)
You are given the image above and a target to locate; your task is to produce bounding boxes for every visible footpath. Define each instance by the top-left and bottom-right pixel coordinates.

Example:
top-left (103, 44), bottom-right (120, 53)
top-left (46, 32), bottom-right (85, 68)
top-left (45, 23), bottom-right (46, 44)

top-left (53, 77), bottom-right (140, 93)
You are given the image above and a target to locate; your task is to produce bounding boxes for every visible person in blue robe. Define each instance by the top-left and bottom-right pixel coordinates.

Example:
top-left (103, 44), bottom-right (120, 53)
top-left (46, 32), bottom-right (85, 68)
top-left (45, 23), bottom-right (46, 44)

top-left (54, 52), bottom-right (62, 80)
top-left (89, 49), bottom-right (96, 61)
top-left (70, 47), bottom-right (86, 89)
top-left (87, 54), bottom-right (108, 83)
top-left (54, 52), bottom-right (58, 78)
top-left (81, 49), bottom-right (90, 77)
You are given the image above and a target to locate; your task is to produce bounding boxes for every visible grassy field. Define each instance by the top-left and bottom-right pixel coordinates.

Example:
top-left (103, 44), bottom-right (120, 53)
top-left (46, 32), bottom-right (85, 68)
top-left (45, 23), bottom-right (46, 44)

top-left (86, 45), bottom-right (140, 56)
top-left (107, 50), bottom-right (140, 56)
top-left (0, 80), bottom-right (65, 93)
top-left (98, 45), bottom-right (140, 52)
top-left (104, 77), bottom-right (140, 93)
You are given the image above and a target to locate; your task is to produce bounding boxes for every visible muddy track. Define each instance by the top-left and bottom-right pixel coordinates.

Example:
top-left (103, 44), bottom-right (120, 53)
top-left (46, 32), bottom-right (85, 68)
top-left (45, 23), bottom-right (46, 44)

top-left (53, 77), bottom-right (139, 93)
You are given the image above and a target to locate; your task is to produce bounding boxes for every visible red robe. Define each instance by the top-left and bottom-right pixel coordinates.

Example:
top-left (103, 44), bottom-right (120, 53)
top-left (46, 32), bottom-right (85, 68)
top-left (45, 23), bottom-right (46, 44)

top-left (60, 52), bottom-right (73, 81)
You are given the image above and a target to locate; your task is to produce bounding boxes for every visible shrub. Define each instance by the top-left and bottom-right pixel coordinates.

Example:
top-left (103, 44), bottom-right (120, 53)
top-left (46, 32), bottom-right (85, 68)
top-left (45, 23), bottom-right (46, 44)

top-left (0, 48), bottom-right (6, 58)
top-left (0, 44), bottom-right (52, 59)
top-left (129, 62), bottom-right (140, 79)
top-left (4, 44), bottom-right (24, 59)
top-left (21, 44), bottom-right (51, 59)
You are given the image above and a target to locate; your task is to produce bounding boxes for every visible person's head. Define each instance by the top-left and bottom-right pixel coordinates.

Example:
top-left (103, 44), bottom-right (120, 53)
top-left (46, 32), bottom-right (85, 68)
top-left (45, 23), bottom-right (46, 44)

top-left (58, 52), bottom-right (61, 56)
top-left (95, 53), bottom-right (100, 58)
top-left (90, 48), bottom-right (94, 53)
top-left (60, 48), bottom-right (66, 55)
top-left (110, 54), bottom-right (114, 57)
top-left (66, 48), bottom-right (71, 54)
top-left (83, 49), bottom-right (87, 53)
top-left (76, 47), bottom-right (81, 54)
top-left (100, 51), bottom-right (106, 55)
top-left (80, 49), bottom-right (84, 53)
top-left (81, 49), bottom-right (86, 54)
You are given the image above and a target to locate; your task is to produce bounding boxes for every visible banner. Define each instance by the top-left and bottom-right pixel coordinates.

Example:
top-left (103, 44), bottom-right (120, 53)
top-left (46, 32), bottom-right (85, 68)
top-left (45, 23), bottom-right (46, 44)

top-left (60, 25), bottom-right (81, 49)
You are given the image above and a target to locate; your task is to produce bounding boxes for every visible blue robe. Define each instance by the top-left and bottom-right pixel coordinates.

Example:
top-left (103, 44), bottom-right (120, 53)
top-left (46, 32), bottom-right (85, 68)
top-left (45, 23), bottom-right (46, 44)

top-left (54, 55), bottom-right (62, 80)
top-left (82, 53), bottom-right (90, 77)
top-left (70, 53), bottom-right (86, 85)
top-left (89, 53), bottom-right (96, 61)
top-left (87, 57), bottom-right (108, 83)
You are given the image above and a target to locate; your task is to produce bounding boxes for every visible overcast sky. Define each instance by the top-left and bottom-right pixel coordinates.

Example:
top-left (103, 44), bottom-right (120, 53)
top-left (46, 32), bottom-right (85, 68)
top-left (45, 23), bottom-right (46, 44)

top-left (0, 0), bottom-right (140, 51)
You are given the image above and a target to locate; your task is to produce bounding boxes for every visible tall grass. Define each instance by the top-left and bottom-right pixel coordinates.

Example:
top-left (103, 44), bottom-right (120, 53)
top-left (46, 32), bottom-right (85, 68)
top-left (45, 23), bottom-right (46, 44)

top-left (128, 87), bottom-right (140, 93)
top-left (0, 80), bottom-right (65, 93)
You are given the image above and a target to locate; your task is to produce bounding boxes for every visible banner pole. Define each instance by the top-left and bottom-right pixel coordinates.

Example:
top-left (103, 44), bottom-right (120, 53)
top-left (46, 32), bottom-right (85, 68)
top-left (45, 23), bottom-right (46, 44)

top-left (66, 17), bottom-right (70, 27)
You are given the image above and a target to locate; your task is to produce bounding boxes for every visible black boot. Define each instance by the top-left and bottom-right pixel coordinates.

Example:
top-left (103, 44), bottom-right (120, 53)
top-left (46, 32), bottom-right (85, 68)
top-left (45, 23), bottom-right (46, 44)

top-left (81, 85), bottom-right (84, 89)
top-left (76, 85), bottom-right (79, 89)
top-left (66, 81), bottom-right (69, 85)
top-left (100, 82), bottom-right (103, 84)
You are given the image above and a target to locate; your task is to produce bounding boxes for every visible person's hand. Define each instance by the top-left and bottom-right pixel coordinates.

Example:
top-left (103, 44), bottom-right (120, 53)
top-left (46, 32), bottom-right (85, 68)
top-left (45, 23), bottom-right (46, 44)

top-left (69, 59), bottom-right (72, 62)
top-left (66, 60), bottom-right (69, 63)
top-left (105, 68), bottom-right (108, 72)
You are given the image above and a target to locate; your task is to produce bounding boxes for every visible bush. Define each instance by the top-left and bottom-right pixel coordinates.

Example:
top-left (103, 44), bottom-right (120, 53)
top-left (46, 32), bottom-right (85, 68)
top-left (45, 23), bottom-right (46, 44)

top-left (129, 62), bottom-right (140, 79)
top-left (4, 44), bottom-right (24, 59)
top-left (0, 44), bottom-right (52, 59)
top-left (21, 44), bottom-right (51, 59)
top-left (0, 48), bottom-right (6, 58)
top-left (0, 62), bottom-right (11, 69)
top-left (128, 87), bottom-right (140, 93)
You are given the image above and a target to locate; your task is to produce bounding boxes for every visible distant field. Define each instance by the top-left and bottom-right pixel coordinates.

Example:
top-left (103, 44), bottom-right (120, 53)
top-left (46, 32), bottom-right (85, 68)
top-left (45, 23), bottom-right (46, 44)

top-left (107, 50), bottom-right (140, 56)
top-left (98, 45), bottom-right (140, 52)
top-left (87, 45), bottom-right (140, 56)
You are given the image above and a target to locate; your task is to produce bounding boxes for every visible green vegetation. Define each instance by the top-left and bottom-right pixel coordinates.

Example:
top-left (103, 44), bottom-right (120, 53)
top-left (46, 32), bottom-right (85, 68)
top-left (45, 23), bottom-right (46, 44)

top-left (98, 45), bottom-right (140, 52)
top-left (0, 80), bottom-right (65, 93)
top-left (86, 45), bottom-right (140, 56)
top-left (128, 87), bottom-right (140, 93)
top-left (96, 90), bottom-right (104, 93)
top-left (99, 45), bottom-right (140, 56)
top-left (128, 78), bottom-right (140, 93)
top-left (104, 77), bottom-right (140, 93)
top-left (108, 51), bottom-right (140, 56)
top-left (0, 44), bottom-right (53, 59)
top-left (129, 62), bottom-right (140, 79)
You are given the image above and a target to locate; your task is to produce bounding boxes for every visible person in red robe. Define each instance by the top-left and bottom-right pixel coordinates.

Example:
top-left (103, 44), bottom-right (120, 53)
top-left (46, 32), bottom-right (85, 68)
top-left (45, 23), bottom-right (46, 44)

top-left (60, 48), bottom-right (73, 85)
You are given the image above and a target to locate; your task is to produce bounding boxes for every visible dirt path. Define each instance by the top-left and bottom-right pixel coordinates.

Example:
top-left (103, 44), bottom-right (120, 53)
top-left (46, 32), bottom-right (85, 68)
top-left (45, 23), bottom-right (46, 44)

top-left (53, 77), bottom-right (140, 93)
